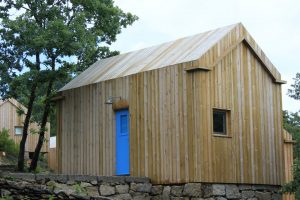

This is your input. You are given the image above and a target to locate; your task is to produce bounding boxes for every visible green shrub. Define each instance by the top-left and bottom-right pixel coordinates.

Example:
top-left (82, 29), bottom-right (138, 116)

top-left (0, 128), bottom-right (19, 156)
top-left (0, 196), bottom-right (13, 200)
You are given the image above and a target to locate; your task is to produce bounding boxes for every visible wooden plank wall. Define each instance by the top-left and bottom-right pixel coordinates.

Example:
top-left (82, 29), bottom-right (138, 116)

top-left (0, 100), bottom-right (49, 153)
top-left (129, 43), bottom-right (283, 185)
top-left (58, 77), bottom-right (130, 175)
top-left (57, 24), bottom-right (284, 185)
top-left (48, 147), bottom-right (57, 172)
top-left (283, 130), bottom-right (295, 200)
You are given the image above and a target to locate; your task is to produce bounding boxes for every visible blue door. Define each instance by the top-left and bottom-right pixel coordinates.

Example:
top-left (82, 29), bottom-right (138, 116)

top-left (116, 109), bottom-right (129, 175)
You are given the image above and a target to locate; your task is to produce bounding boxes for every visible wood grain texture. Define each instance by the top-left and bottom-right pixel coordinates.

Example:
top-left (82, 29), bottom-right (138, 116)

top-left (48, 148), bottom-right (57, 172)
top-left (57, 24), bottom-right (286, 185)
top-left (0, 99), bottom-right (49, 153)
top-left (283, 130), bottom-right (295, 200)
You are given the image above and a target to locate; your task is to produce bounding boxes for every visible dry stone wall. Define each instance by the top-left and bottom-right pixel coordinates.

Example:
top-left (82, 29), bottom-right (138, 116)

top-left (0, 172), bottom-right (282, 199)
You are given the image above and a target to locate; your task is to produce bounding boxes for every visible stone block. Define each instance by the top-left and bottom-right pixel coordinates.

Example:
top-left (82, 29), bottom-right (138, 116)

top-left (112, 193), bottom-right (132, 200)
top-left (1, 189), bottom-right (11, 196)
top-left (90, 196), bottom-right (113, 200)
top-left (116, 184), bottom-right (129, 194)
top-left (100, 184), bottom-right (116, 196)
top-left (215, 197), bottom-right (227, 200)
top-left (163, 186), bottom-right (171, 200)
top-left (170, 185), bottom-right (183, 197)
top-left (130, 182), bottom-right (152, 193)
top-left (91, 180), bottom-right (98, 185)
top-left (53, 182), bottom-right (75, 196)
top-left (7, 179), bottom-right (30, 190)
top-left (98, 176), bottom-right (125, 184)
top-left (68, 175), bottom-right (98, 183)
top-left (125, 176), bottom-right (150, 183)
top-left (212, 184), bottom-right (226, 196)
top-left (238, 184), bottom-right (252, 190)
top-left (66, 180), bottom-right (76, 185)
top-left (191, 198), bottom-right (206, 200)
top-left (39, 174), bottom-right (68, 183)
top-left (252, 185), bottom-right (268, 191)
top-left (7, 173), bottom-right (35, 181)
top-left (69, 193), bottom-right (89, 200)
top-left (225, 184), bottom-right (241, 199)
top-left (151, 185), bottom-right (163, 195)
top-left (241, 190), bottom-right (255, 199)
top-left (151, 195), bottom-right (162, 200)
top-left (170, 197), bottom-right (187, 200)
top-left (81, 182), bottom-right (93, 188)
top-left (255, 191), bottom-right (271, 200)
top-left (85, 186), bottom-right (100, 197)
top-left (182, 183), bottom-right (202, 197)
top-left (203, 184), bottom-right (225, 197)
top-left (132, 193), bottom-right (150, 200)
top-left (138, 183), bottom-right (152, 193)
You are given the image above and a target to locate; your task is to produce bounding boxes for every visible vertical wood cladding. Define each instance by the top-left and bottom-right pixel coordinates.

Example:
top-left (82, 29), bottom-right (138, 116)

top-left (0, 99), bottom-right (49, 153)
top-left (57, 24), bottom-right (284, 185)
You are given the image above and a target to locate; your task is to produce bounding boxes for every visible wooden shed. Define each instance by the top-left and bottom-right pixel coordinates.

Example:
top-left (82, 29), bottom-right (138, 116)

top-left (0, 98), bottom-right (50, 157)
top-left (56, 23), bottom-right (291, 186)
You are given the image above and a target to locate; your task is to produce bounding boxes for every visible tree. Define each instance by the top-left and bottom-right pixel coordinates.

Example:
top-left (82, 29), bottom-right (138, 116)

top-left (282, 73), bottom-right (300, 197)
top-left (0, 0), bottom-right (138, 171)
top-left (283, 111), bottom-right (300, 157)
top-left (282, 111), bottom-right (300, 197)
top-left (0, 128), bottom-right (19, 157)
top-left (0, 3), bottom-right (45, 171)
top-left (288, 73), bottom-right (300, 100)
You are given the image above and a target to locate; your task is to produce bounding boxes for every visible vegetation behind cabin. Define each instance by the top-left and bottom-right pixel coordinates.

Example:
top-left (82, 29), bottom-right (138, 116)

top-left (282, 73), bottom-right (300, 197)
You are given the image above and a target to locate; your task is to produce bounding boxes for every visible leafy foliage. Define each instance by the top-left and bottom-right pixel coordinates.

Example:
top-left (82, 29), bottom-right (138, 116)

top-left (73, 183), bottom-right (87, 196)
top-left (0, 0), bottom-right (138, 170)
top-left (283, 159), bottom-right (300, 197)
top-left (0, 0), bottom-right (138, 119)
top-left (282, 72), bottom-right (300, 197)
top-left (288, 73), bottom-right (300, 100)
top-left (0, 129), bottom-right (19, 157)
top-left (282, 111), bottom-right (300, 196)
top-left (284, 111), bottom-right (300, 158)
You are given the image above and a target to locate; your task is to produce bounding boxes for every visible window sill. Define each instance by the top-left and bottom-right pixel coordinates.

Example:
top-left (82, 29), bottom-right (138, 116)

top-left (212, 134), bottom-right (232, 138)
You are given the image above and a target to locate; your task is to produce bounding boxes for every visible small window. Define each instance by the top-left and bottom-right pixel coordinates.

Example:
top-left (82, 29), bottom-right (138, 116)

top-left (120, 114), bottom-right (128, 135)
top-left (213, 110), bottom-right (227, 135)
top-left (15, 126), bottom-right (23, 135)
top-left (28, 152), bottom-right (34, 159)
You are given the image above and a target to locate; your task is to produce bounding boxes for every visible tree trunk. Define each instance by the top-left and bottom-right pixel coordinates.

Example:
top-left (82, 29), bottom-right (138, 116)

top-left (17, 82), bottom-right (38, 171)
top-left (29, 79), bottom-right (53, 171)
top-left (17, 53), bottom-right (40, 172)
top-left (29, 55), bottom-right (55, 171)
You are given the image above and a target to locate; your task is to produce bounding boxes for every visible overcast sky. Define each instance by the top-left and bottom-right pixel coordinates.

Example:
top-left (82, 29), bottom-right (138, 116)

top-left (110, 0), bottom-right (300, 112)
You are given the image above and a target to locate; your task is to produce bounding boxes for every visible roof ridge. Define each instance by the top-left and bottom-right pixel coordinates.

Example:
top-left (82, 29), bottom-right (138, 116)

top-left (59, 23), bottom-right (242, 91)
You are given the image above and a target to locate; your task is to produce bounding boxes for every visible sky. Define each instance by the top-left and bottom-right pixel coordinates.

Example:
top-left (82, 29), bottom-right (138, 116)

top-left (110, 0), bottom-right (300, 112)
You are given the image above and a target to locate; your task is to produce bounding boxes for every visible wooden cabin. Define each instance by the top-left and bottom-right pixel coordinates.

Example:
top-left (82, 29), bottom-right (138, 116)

top-left (56, 23), bottom-right (292, 186)
top-left (0, 98), bottom-right (49, 158)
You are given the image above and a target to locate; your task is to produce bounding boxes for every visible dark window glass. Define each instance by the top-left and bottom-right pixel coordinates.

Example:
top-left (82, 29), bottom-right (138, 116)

top-left (29, 152), bottom-right (34, 159)
top-left (120, 114), bottom-right (128, 135)
top-left (213, 110), bottom-right (226, 134)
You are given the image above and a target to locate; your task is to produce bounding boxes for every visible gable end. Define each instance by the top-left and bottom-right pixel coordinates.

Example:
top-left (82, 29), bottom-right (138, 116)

top-left (185, 36), bottom-right (286, 84)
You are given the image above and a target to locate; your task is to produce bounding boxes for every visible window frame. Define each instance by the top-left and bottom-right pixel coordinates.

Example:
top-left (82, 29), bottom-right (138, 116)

top-left (14, 126), bottom-right (23, 136)
top-left (212, 108), bottom-right (231, 137)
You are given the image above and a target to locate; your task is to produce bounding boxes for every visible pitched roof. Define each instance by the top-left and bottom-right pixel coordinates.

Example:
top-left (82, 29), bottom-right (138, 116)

top-left (0, 98), bottom-right (27, 112)
top-left (60, 23), bottom-right (238, 91)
